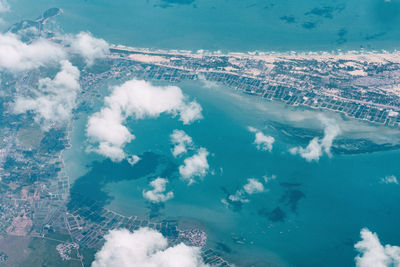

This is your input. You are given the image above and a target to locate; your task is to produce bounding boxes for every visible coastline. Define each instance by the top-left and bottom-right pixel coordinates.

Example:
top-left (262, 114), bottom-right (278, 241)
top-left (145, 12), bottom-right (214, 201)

top-left (110, 44), bottom-right (400, 62)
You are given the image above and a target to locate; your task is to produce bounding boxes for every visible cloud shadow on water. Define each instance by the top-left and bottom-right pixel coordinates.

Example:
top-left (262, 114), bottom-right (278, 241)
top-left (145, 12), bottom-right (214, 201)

top-left (258, 207), bottom-right (287, 222)
top-left (67, 152), bottom-right (176, 221)
top-left (215, 242), bottom-right (233, 254)
top-left (280, 15), bottom-right (296, 24)
top-left (155, 0), bottom-right (195, 8)
top-left (280, 189), bottom-right (306, 213)
top-left (301, 21), bottom-right (318, 30)
top-left (258, 182), bottom-right (305, 223)
top-left (279, 183), bottom-right (306, 213)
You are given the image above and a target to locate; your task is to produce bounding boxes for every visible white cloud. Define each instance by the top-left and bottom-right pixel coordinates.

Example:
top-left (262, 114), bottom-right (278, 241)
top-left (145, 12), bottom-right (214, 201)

top-left (171, 131), bottom-right (210, 185)
top-left (380, 175), bottom-right (398, 185)
top-left (179, 148), bottom-right (209, 184)
top-left (179, 101), bottom-right (203, 125)
top-left (228, 178), bottom-right (264, 203)
top-left (248, 126), bottom-right (275, 151)
top-left (289, 137), bottom-right (322, 161)
top-left (0, 33), bottom-right (66, 72)
top-left (65, 32), bottom-right (109, 65)
top-left (87, 107), bottom-right (134, 161)
top-left (87, 79), bottom-right (203, 161)
top-left (355, 228), bottom-right (400, 267)
top-left (228, 190), bottom-right (248, 203)
top-left (290, 115), bottom-right (340, 162)
top-left (14, 60), bottom-right (80, 130)
top-left (170, 130), bottom-right (193, 157)
top-left (127, 155), bottom-right (141, 166)
top-left (143, 178), bottom-right (174, 203)
top-left (243, 178), bottom-right (264, 194)
top-left (92, 228), bottom-right (209, 267)
top-left (0, 0), bottom-right (10, 13)
top-left (0, 31), bottom-right (109, 72)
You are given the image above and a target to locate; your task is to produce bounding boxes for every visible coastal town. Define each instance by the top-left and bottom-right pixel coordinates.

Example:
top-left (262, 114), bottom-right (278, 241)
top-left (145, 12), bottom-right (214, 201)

top-left (96, 46), bottom-right (400, 128)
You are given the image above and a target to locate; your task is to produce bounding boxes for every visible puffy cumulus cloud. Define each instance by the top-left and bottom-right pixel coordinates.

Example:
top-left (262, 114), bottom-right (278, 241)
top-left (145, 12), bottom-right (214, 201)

top-left (228, 190), bottom-right (248, 203)
top-left (170, 129), bottom-right (193, 157)
top-left (228, 178), bottom-right (264, 203)
top-left (290, 115), bottom-right (340, 162)
top-left (179, 101), bottom-right (203, 125)
top-left (248, 126), bottom-right (275, 151)
top-left (87, 79), bottom-right (203, 161)
top-left (87, 107), bottom-right (134, 161)
top-left (102, 80), bottom-right (202, 123)
top-left (0, 30), bottom-right (108, 72)
top-left (0, 30), bottom-right (109, 72)
top-left (179, 148), bottom-right (209, 184)
top-left (92, 228), bottom-right (209, 267)
top-left (380, 175), bottom-right (398, 185)
top-left (0, 0), bottom-right (10, 13)
top-left (355, 228), bottom-right (400, 267)
top-left (64, 32), bottom-right (109, 65)
top-left (171, 130), bottom-right (210, 185)
top-left (289, 138), bottom-right (321, 162)
top-left (127, 155), bottom-right (141, 166)
top-left (243, 178), bottom-right (264, 194)
top-left (143, 178), bottom-right (174, 203)
top-left (14, 60), bottom-right (80, 130)
top-left (0, 33), bottom-right (66, 72)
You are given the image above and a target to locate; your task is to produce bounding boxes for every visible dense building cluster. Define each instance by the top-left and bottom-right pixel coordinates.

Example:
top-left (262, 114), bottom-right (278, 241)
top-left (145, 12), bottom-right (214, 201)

top-left (102, 47), bottom-right (400, 127)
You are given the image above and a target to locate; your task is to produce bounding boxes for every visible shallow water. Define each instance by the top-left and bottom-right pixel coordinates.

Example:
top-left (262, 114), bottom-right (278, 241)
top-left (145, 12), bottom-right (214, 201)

top-left (66, 81), bottom-right (400, 266)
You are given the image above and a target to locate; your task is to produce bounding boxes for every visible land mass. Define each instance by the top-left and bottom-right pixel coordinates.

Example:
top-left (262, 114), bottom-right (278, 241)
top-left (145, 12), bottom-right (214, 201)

top-left (1, 7), bottom-right (400, 267)
top-left (98, 45), bottom-right (400, 127)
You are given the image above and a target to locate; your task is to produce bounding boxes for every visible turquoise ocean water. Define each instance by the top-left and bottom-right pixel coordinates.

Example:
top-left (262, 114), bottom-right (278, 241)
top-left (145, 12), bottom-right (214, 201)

top-left (65, 81), bottom-right (400, 267)
top-left (4, 0), bottom-right (400, 52)
top-left (5, 0), bottom-right (400, 266)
